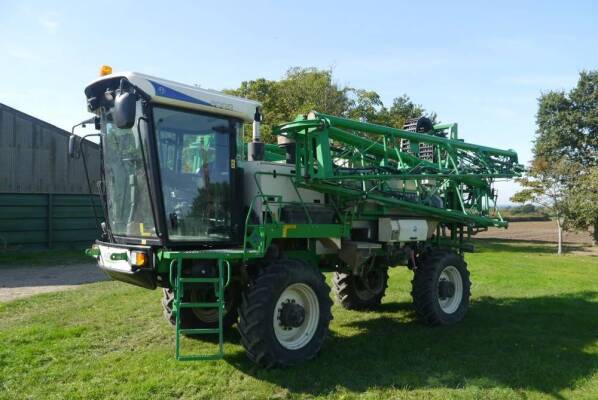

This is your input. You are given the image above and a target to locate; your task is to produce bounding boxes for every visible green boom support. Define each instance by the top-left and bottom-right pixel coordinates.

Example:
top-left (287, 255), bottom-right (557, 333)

top-left (272, 111), bottom-right (523, 229)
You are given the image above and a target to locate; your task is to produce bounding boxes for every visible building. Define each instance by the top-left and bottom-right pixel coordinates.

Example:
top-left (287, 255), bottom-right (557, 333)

top-left (0, 102), bottom-right (103, 249)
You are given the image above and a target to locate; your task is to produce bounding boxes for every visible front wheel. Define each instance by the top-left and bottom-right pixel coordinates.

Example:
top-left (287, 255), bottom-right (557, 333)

top-left (411, 250), bottom-right (471, 325)
top-left (237, 258), bottom-right (333, 368)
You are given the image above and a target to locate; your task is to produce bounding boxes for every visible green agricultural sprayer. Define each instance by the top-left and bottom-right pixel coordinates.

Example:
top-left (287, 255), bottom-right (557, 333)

top-left (71, 68), bottom-right (522, 367)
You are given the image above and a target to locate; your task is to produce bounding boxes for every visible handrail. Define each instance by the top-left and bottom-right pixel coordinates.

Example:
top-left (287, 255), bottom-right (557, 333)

top-left (222, 259), bottom-right (231, 288)
top-left (169, 259), bottom-right (177, 288)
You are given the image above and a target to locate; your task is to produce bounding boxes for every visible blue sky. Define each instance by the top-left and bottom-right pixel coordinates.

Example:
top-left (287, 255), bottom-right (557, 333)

top-left (1, 1), bottom-right (597, 203)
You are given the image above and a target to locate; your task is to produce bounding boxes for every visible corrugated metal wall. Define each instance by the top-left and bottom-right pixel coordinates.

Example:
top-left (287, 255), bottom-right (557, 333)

top-left (0, 103), bottom-right (104, 249)
top-left (0, 194), bottom-right (103, 249)
top-left (0, 102), bottom-right (101, 194)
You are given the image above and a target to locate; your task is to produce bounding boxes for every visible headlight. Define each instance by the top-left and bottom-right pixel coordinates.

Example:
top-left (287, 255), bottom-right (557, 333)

top-left (130, 251), bottom-right (148, 267)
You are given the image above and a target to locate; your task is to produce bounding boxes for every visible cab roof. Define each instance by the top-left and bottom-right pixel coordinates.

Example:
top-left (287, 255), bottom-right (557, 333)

top-left (85, 71), bottom-right (260, 122)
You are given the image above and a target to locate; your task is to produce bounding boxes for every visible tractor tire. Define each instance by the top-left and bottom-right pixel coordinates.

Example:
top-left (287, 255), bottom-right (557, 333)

top-left (237, 258), bottom-right (333, 368)
top-left (332, 268), bottom-right (389, 310)
top-left (411, 250), bottom-right (471, 325)
top-left (162, 281), bottom-right (240, 331)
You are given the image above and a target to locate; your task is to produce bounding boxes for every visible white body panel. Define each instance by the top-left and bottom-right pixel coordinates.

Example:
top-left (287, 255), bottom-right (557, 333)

top-left (241, 161), bottom-right (325, 223)
top-left (378, 218), bottom-right (429, 242)
top-left (98, 244), bottom-right (133, 273)
top-left (86, 71), bottom-right (260, 122)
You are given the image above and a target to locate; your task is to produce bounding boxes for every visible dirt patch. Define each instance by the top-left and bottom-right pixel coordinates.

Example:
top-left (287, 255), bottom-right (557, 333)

top-left (475, 221), bottom-right (593, 244)
top-left (0, 263), bottom-right (108, 302)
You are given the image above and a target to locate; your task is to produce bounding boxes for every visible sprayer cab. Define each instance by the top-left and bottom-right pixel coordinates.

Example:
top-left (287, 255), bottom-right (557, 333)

top-left (83, 70), bottom-right (260, 248)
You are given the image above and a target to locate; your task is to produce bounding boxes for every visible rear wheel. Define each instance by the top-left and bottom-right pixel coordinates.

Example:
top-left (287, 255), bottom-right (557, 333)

top-left (411, 250), bottom-right (470, 325)
top-left (162, 281), bottom-right (240, 330)
top-left (237, 258), bottom-right (333, 368)
top-left (333, 268), bottom-right (388, 310)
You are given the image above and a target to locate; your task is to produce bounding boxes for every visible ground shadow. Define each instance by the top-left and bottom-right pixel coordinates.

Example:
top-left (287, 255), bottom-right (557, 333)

top-left (226, 292), bottom-right (598, 397)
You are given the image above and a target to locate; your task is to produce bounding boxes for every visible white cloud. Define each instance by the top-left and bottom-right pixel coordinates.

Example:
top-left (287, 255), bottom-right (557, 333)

top-left (5, 45), bottom-right (37, 61)
top-left (0, 41), bottom-right (56, 65)
top-left (40, 12), bottom-right (60, 33)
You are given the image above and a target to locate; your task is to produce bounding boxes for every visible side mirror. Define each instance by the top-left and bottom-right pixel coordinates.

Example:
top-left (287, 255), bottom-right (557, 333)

top-left (68, 135), bottom-right (78, 158)
top-left (114, 91), bottom-right (137, 129)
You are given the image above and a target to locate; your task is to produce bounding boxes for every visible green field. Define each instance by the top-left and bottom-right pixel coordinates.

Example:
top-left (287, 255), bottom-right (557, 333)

top-left (1, 240), bottom-right (597, 399)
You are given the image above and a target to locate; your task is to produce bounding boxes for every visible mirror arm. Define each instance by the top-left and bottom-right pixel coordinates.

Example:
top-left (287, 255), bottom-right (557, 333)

top-left (77, 133), bottom-right (103, 233)
top-left (71, 117), bottom-right (97, 135)
top-left (69, 117), bottom-right (98, 158)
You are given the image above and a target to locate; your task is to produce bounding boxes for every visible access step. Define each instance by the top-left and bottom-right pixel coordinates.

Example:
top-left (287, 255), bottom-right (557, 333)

top-left (179, 302), bottom-right (220, 309)
top-left (171, 258), bottom-right (229, 361)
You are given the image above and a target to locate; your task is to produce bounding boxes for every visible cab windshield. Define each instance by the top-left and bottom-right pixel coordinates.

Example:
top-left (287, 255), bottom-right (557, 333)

top-left (102, 103), bottom-right (157, 238)
top-left (154, 107), bottom-right (239, 242)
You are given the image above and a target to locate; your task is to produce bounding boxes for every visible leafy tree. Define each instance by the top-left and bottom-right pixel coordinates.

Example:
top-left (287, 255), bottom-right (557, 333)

top-left (224, 77), bottom-right (279, 142)
top-left (511, 158), bottom-right (570, 254)
top-left (345, 89), bottom-right (385, 123)
top-left (277, 67), bottom-right (349, 119)
top-left (508, 204), bottom-right (545, 215)
top-left (225, 67), bottom-right (434, 143)
top-left (563, 166), bottom-right (598, 245)
top-left (225, 68), bottom-right (349, 143)
top-left (529, 70), bottom-right (598, 245)
top-left (387, 95), bottom-right (436, 127)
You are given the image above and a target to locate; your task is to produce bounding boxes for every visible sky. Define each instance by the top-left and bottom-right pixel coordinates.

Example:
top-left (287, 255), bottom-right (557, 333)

top-left (1, 0), bottom-right (597, 204)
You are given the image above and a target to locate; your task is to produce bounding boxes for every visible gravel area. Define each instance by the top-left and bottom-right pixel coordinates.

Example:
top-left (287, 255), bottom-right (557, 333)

top-left (0, 263), bottom-right (108, 302)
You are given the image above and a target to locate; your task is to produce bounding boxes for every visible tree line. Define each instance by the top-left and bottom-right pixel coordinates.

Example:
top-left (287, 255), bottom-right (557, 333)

top-left (224, 67), bottom-right (434, 143)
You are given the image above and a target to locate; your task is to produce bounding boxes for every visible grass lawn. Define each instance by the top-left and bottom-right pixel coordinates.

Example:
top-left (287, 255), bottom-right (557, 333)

top-left (0, 240), bottom-right (597, 399)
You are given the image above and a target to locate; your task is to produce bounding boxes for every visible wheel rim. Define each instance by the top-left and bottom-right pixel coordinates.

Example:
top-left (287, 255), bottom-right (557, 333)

top-left (273, 283), bottom-right (320, 350)
top-left (354, 270), bottom-right (385, 300)
top-left (437, 265), bottom-right (463, 314)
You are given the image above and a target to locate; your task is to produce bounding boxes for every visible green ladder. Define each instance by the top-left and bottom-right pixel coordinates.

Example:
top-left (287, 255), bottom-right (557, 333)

top-left (171, 258), bottom-right (229, 361)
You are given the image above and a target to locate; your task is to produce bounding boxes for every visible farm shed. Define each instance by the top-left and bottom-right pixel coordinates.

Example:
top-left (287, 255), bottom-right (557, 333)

top-left (0, 102), bottom-right (103, 249)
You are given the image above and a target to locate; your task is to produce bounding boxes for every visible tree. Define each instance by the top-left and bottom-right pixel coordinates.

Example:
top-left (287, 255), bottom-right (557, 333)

top-left (225, 67), bottom-right (434, 143)
top-left (563, 166), bottom-right (598, 245)
top-left (535, 72), bottom-right (598, 166)
top-left (276, 67), bottom-right (349, 119)
top-left (225, 68), bottom-right (349, 143)
top-left (345, 89), bottom-right (385, 123)
top-left (511, 158), bottom-right (570, 254)
top-left (520, 70), bottom-right (598, 246)
top-left (387, 95), bottom-right (436, 127)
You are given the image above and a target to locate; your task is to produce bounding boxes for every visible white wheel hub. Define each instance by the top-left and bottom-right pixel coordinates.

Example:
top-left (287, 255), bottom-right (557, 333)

top-left (273, 283), bottom-right (319, 350)
top-left (437, 265), bottom-right (463, 314)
